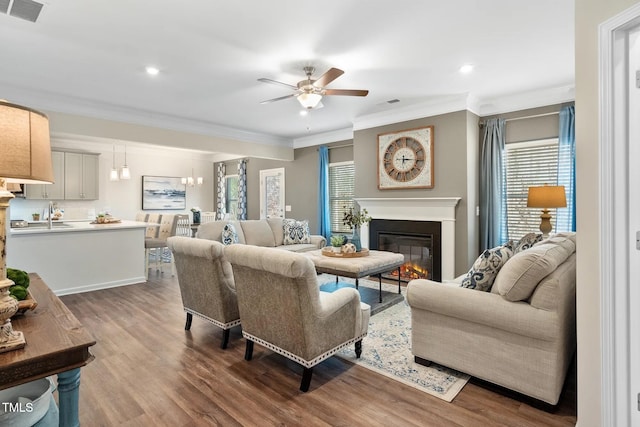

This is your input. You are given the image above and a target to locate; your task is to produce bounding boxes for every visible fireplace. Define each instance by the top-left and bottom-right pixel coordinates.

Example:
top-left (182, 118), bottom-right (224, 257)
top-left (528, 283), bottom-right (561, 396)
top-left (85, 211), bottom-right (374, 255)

top-left (369, 219), bottom-right (442, 282)
top-left (355, 197), bottom-right (460, 280)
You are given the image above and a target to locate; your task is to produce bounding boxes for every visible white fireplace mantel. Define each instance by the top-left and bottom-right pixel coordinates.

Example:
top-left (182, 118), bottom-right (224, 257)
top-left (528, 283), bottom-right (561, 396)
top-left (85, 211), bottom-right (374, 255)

top-left (354, 197), bottom-right (461, 280)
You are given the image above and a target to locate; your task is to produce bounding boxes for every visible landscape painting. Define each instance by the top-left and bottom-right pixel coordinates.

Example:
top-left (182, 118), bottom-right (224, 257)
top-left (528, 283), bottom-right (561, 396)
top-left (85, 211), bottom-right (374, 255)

top-left (142, 176), bottom-right (186, 210)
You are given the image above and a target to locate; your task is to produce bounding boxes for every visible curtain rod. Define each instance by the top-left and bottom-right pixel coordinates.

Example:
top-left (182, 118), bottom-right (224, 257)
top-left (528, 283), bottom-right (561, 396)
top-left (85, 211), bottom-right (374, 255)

top-left (505, 111), bottom-right (559, 122)
top-left (479, 111), bottom-right (560, 127)
top-left (316, 143), bottom-right (353, 151)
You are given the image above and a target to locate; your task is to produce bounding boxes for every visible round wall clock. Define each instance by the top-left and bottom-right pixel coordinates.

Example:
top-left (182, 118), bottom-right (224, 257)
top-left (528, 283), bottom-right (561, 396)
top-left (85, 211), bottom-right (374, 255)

top-left (378, 126), bottom-right (434, 189)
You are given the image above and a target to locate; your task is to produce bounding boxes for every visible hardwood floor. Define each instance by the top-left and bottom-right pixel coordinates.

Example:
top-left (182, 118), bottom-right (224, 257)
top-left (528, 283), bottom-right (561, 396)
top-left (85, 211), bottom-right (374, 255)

top-left (60, 274), bottom-right (577, 426)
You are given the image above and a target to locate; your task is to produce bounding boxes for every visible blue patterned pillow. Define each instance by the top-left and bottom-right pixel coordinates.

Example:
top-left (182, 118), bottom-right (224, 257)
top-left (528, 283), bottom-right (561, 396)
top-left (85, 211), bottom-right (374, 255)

top-left (221, 223), bottom-right (239, 246)
top-left (514, 232), bottom-right (543, 253)
top-left (460, 242), bottom-right (514, 292)
top-left (283, 219), bottom-right (311, 244)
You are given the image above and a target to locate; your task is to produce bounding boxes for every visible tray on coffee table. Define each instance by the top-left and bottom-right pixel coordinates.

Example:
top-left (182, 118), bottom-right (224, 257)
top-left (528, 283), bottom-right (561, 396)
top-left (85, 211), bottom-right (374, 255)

top-left (321, 248), bottom-right (369, 258)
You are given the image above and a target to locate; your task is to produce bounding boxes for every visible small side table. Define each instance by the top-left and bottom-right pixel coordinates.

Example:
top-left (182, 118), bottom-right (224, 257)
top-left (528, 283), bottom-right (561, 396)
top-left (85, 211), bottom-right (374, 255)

top-left (0, 274), bottom-right (96, 427)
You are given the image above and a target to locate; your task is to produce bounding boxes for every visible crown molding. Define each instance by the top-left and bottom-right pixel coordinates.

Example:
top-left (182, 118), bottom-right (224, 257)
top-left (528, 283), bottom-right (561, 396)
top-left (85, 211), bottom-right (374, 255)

top-left (0, 84), bottom-right (293, 147)
top-left (352, 94), bottom-right (472, 131)
top-left (3, 83), bottom-right (575, 153)
top-left (292, 127), bottom-right (354, 149)
top-left (51, 132), bottom-right (219, 161)
top-left (477, 84), bottom-right (575, 116)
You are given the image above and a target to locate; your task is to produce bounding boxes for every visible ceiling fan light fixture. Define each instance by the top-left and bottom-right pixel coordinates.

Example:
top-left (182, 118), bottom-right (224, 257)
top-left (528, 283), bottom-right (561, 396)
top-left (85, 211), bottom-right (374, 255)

top-left (297, 92), bottom-right (322, 109)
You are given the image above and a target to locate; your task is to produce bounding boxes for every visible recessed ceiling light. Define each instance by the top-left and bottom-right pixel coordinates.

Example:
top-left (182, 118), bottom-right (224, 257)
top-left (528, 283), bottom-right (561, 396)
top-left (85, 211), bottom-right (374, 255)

top-left (145, 66), bottom-right (160, 76)
top-left (459, 64), bottom-right (474, 74)
top-left (299, 110), bottom-right (308, 116)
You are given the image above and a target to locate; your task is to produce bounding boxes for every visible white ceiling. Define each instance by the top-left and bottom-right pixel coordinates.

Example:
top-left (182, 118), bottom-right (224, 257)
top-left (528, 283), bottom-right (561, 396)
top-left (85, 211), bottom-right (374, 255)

top-left (0, 0), bottom-right (574, 149)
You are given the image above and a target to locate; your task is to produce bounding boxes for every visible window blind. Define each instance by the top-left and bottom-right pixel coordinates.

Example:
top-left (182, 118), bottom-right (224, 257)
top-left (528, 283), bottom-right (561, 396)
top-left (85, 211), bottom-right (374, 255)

top-left (503, 139), bottom-right (559, 241)
top-left (329, 161), bottom-right (355, 234)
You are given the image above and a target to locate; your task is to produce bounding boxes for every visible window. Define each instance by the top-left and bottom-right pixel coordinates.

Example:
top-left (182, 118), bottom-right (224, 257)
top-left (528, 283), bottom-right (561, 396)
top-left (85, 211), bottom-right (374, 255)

top-left (329, 161), bottom-right (355, 234)
top-left (225, 175), bottom-right (239, 220)
top-left (502, 138), bottom-right (563, 241)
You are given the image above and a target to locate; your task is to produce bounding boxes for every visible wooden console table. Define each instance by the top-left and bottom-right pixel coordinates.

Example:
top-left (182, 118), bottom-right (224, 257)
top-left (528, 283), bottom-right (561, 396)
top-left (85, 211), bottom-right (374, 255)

top-left (0, 273), bottom-right (96, 427)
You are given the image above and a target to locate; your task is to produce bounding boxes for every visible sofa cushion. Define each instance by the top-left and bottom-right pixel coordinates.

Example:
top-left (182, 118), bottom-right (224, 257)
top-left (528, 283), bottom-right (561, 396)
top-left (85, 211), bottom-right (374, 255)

top-left (278, 243), bottom-right (318, 252)
top-left (514, 232), bottom-right (543, 253)
top-left (221, 223), bottom-right (239, 246)
top-left (197, 220), bottom-right (245, 244)
top-left (266, 218), bottom-right (285, 246)
top-left (240, 220), bottom-right (276, 247)
top-left (283, 219), bottom-right (311, 244)
top-left (460, 241), bottom-right (514, 292)
top-left (494, 239), bottom-right (575, 301)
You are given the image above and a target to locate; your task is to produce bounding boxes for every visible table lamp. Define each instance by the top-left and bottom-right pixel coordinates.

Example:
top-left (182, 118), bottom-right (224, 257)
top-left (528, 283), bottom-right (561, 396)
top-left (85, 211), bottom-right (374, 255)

top-left (0, 100), bottom-right (54, 353)
top-left (527, 184), bottom-right (567, 237)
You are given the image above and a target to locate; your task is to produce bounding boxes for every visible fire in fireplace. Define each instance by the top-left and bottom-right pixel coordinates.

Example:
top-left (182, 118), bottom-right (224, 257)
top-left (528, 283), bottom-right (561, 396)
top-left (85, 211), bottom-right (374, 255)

top-left (378, 233), bottom-right (432, 281)
top-left (369, 219), bottom-right (441, 282)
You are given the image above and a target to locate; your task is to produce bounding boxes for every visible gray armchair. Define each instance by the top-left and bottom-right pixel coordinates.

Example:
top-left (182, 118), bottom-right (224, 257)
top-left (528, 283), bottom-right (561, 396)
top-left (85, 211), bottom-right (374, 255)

top-left (167, 236), bottom-right (240, 349)
top-left (223, 244), bottom-right (370, 392)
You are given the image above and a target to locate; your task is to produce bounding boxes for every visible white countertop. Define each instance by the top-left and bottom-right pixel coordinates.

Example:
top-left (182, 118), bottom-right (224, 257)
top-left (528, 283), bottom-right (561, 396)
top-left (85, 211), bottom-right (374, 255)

top-left (9, 220), bottom-right (150, 235)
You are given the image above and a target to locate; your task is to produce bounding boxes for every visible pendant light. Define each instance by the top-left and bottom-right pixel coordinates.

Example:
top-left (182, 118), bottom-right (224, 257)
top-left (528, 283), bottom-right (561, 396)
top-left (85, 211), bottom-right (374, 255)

top-left (181, 166), bottom-right (203, 187)
top-left (109, 145), bottom-right (119, 181)
top-left (120, 145), bottom-right (131, 180)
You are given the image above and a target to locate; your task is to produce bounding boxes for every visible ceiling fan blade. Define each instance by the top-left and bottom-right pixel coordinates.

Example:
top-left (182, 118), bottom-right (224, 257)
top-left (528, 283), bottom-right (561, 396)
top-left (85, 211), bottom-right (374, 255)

top-left (323, 89), bottom-right (369, 97)
top-left (260, 93), bottom-right (298, 104)
top-left (257, 78), bottom-right (298, 90)
top-left (313, 68), bottom-right (344, 88)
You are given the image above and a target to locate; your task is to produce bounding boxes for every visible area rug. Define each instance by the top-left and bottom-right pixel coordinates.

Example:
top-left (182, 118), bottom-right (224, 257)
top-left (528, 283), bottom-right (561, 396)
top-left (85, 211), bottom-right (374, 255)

top-left (336, 297), bottom-right (470, 402)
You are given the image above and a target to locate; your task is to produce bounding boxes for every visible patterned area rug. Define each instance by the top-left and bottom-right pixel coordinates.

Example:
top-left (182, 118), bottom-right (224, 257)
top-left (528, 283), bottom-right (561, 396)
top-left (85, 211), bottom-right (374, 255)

top-left (336, 292), bottom-right (470, 402)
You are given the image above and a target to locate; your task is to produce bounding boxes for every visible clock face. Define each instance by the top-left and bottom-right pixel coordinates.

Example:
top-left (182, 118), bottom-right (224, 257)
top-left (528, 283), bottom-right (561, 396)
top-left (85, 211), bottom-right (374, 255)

top-left (378, 126), bottom-right (434, 189)
top-left (382, 137), bottom-right (425, 182)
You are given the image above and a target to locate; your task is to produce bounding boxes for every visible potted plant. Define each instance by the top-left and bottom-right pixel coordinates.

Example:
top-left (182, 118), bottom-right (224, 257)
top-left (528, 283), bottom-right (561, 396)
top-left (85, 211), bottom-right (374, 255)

top-left (32, 213), bottom-right (40, 221)
top-left (330, 235), bottom-right (345, 253)
top-left (342, 207), bottom-right (372, 251)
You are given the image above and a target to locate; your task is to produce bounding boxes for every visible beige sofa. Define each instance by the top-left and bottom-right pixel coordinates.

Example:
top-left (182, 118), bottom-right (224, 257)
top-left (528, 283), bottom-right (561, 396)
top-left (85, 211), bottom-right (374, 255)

top-left (196, 218), bottom-right (326, 252)
top-left (406, 232), bottom-right (576, 405)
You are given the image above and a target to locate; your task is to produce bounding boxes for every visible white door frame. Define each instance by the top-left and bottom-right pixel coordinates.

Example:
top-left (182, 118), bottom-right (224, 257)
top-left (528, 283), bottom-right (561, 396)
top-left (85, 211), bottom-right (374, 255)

top-left (599, 4), bottom-right (640, 426)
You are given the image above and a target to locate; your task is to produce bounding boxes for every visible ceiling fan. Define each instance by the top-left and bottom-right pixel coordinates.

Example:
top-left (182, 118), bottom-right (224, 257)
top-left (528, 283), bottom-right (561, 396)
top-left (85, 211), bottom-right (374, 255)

top-left (258, 66), bottom-right (369, 109)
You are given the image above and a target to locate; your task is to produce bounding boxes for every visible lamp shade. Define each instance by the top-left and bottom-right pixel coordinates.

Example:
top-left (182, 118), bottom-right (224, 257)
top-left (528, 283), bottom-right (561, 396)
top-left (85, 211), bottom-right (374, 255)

top-left (297, 93), bottom-right (322, 109)
top-left (527, 185), bottom-right (567, 208)
top-left (0, 101), bottom-right (54, 184)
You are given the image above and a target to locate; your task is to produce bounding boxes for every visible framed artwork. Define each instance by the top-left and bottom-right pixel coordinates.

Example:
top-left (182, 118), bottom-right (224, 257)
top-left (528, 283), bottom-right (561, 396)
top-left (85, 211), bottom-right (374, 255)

top-left (142, 176), bottom-right (186, 210)
top-left (377, 126), bottom-right (434, 189)
top-left (259, 168), bottom-right (285, 219)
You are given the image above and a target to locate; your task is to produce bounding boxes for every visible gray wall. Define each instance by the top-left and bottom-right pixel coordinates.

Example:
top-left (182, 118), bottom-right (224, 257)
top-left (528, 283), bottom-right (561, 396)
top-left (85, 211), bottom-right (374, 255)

top-left (215, 105), bottom-right (569, 277)
top-left (482, 103), bottom-right (573, 143)
top-left (216, 140), bottom-right (353, 233)
top-left (353, 110), bottom-right (477, 276)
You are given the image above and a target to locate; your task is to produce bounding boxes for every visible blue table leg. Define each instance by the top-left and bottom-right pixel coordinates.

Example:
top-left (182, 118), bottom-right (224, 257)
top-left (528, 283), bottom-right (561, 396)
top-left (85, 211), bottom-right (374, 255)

top-left (57, 368), bottom-right (81, 427)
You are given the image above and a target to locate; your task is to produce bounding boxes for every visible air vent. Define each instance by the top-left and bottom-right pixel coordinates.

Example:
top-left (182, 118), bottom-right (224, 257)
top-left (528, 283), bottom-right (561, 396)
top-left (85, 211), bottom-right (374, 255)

top-left (3, 0), bottom-right (44, 23)
top-left (387, 99), bottom-right (400, 104)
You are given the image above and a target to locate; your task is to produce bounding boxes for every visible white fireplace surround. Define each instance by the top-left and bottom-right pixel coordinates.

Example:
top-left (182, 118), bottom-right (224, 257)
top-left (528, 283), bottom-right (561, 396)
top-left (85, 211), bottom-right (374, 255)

top-left (354, 197), bottom-right (461, 280)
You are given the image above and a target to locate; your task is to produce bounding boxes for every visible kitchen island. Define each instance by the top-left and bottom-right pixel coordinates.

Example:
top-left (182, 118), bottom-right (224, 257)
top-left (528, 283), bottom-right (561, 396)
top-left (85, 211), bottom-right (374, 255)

top-left (7, 220), bottom-right (149, 295)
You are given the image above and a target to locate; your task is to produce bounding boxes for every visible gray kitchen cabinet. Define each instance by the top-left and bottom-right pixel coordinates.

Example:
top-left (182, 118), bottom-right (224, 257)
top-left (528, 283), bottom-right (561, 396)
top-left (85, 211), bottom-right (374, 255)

top-left (64, 152), bottom-right (99, 200)
top-left (25, 151), bottom-right (65, 200)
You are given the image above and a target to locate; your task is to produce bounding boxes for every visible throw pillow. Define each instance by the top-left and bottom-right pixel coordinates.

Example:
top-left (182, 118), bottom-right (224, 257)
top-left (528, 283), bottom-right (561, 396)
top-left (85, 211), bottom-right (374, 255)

top-left (460, 242), bottom-right (514, 292)
top-left (221, 223), bottom-right (239, 246)
top-left (514, 232), bottom-right (543, 253)
top-left (283, 219), bottom-right (311, 244)
top-left (494, 241), bottom-right (574, 301)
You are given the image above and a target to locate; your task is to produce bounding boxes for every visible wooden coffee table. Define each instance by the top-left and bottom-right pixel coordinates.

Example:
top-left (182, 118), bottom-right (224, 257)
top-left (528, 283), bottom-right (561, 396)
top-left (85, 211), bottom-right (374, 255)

top-left (305, 249), bottom-right (405, 302)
